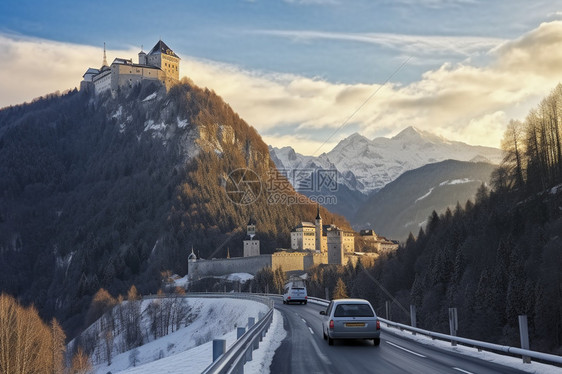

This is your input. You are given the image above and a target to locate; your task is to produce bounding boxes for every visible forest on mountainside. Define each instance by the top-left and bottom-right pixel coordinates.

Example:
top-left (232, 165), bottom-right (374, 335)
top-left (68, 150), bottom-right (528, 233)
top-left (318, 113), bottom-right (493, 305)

top-left (303, 84), bottom-right (562, 354)
top-left (0, 81), bottom-right (348, 339)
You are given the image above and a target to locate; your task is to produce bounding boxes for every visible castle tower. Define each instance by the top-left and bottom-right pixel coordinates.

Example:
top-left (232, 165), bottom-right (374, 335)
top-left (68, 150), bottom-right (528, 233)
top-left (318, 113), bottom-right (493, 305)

top-left (315, 204), bottom-right (323, 253)
top-left (327, 226), bottom-right (345, 265)
top-left (243, 216), bottom-right (260, 257)
top-left (147, 40), bottom-right (180, 88)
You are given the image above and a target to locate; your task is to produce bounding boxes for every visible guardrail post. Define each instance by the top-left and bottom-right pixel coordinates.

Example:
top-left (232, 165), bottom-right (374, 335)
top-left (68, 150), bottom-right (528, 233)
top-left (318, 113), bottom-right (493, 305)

top-left (410, 305), bottom-right (417, 334)
top-left (385, 301), bottom-right (391, 320)
top-left (248, 317), bottom-right (255, 328)
top-left (246, 346), bottom-right (253, 362)
top-left (518, 315), bottom-right (531, 363)
top-left (448, 308), bottom-right (458, 346)
top-left (237, 327), bottom-right (246, 339)
top-left (213, 339), bottom-right (226, 362)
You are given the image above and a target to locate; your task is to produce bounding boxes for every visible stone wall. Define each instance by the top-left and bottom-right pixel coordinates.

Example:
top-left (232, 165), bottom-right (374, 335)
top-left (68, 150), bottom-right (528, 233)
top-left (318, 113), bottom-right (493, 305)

top-left (188, 255), bottom-right (272, 279)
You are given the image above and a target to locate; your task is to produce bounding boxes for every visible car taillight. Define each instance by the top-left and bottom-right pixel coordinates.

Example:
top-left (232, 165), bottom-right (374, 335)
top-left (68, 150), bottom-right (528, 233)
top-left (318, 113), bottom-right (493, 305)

top-left (288, 296), bottom-right (291, 300)
top-left (376, 320), bottom-right (380, 330)
top-left (329, 320), bottom-right (334, 329)
top-left (305, 296), bottom-right (307, 299)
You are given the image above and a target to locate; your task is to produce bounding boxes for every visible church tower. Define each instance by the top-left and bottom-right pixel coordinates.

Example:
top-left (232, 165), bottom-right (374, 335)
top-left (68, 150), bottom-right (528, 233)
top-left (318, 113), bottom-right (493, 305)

top-left (243, 216), bottom-right (260, 257)
top-left (102, 42), bottom-right (108, 68)
top-left (315, 204), bottom-right (323, 253)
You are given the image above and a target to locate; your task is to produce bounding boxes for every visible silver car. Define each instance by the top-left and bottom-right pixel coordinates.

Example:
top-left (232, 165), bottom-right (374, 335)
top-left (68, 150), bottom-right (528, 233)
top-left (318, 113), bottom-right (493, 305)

top-left (320, 298), bottom-right (381, 346)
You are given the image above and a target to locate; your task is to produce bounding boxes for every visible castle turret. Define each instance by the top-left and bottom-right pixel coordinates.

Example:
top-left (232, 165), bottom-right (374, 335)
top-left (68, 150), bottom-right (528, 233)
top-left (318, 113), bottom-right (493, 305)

top-left (315, 204), bottom-right (323, 253)
top-left (138, 49), bottom-right (147, 65)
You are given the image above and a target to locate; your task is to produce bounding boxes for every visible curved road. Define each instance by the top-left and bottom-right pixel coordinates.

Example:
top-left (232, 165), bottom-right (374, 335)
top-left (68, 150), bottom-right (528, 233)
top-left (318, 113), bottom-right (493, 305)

top-left (270, 299), bottom-right (527, 374)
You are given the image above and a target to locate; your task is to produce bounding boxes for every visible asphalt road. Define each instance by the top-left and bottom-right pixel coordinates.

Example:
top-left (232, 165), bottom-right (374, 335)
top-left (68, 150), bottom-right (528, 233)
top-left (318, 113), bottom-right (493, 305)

top-left (270, 299), bottom-right (528, 374)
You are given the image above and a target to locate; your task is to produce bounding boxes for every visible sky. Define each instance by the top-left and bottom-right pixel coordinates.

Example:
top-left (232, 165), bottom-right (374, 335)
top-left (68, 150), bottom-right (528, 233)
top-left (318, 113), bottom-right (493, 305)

top-left (1, 1), bottom-right (562, 155)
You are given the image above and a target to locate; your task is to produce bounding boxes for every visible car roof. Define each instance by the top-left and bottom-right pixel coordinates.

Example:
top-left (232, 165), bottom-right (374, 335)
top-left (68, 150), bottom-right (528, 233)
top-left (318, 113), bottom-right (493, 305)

top-left (331, 298), bottom-right (372, 304)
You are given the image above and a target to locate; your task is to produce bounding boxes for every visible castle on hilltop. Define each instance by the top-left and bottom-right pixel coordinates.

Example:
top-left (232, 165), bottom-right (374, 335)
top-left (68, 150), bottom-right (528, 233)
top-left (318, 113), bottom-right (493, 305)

top-left (81, 40), bottom-right (180, 94)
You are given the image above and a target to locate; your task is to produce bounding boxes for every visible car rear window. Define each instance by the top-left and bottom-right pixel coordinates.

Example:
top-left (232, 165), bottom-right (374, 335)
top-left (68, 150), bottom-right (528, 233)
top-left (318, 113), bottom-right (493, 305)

top-left (334, 304), bottom-right (374, 317)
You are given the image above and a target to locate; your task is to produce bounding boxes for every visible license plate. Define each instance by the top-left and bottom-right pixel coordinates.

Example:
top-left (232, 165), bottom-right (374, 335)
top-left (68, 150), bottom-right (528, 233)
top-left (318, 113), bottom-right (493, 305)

top-left (345, 322), bottom-right (365, 327)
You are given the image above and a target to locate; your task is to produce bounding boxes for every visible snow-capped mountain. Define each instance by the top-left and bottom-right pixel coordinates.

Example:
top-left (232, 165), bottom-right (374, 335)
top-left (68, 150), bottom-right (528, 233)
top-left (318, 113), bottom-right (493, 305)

top-left (269, 126), bottom-right (503, 196)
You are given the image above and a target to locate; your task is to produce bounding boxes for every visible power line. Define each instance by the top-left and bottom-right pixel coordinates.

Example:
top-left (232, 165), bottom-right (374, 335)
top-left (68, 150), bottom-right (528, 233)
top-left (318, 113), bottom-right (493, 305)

top-left (311, 56), bottom-right (412, 156)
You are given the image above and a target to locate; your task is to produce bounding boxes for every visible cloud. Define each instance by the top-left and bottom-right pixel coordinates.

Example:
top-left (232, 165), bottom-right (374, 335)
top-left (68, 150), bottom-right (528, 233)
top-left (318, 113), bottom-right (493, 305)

top-left (2, 21), bottom-right (562, 155)
top-left (0, 34), bottom-right (136, 108)
top-left (187, 21), bottom-right (562, 152)
top-left (257, 29), bottom-right (504, 58)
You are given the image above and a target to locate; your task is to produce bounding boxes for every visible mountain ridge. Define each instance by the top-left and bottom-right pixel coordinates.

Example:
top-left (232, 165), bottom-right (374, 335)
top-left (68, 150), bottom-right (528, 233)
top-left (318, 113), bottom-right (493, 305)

top-left (270, 126), bottom-right (502, 196)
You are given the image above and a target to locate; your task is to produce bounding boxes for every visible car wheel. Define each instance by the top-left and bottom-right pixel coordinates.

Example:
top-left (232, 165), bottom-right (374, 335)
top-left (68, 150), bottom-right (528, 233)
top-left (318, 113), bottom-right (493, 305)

top-left (283, 300), bottom-right (286, 304)
top-left (304, 301), bottom-right (307, 305)
top-left (328, 336), bottom-right (334, 346)
top-left (373, 338), bottom-right (380, 346)
top-left (323, 328), bottom-right (327, 340)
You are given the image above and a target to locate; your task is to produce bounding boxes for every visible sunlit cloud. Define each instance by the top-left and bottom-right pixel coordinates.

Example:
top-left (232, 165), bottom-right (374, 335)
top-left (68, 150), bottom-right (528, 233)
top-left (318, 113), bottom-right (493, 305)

top-left (0, 34), bottom-right (136, 108)
top-left (2, 21), bottom-right (562, 156)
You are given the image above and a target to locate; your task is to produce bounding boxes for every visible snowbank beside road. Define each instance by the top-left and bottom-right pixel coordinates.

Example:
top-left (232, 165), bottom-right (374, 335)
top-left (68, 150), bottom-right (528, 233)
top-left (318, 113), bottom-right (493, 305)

top-left (93, 297), bottom-right (269, 374)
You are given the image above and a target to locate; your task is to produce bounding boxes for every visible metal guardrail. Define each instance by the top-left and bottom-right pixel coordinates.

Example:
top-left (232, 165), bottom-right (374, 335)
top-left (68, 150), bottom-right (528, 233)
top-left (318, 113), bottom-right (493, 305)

top-left (378, 317), bottom-right (562, 365)
top-left (199, 293), bottom-right (274, 374)
top-left (304, 295), bottom-right (562, 366)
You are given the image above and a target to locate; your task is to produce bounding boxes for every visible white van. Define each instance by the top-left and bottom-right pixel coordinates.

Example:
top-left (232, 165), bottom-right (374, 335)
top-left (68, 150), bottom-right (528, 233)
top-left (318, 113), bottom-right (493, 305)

top-left (283, 280), bottom-right (307, 304)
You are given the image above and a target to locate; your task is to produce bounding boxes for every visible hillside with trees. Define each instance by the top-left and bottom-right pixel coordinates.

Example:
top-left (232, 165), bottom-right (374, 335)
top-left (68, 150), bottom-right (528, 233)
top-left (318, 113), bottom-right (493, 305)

top-left (0, 81), bottom-right (349, 339)
top-left (305, 85), bottom-right (562, 354)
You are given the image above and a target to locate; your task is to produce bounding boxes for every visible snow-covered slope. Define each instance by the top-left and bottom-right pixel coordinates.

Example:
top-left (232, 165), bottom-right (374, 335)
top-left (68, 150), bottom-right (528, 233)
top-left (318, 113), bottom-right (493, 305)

top-left (74, 297), bottom-right (269, 374)
top-left (270, 126), bottom-right (503, 195)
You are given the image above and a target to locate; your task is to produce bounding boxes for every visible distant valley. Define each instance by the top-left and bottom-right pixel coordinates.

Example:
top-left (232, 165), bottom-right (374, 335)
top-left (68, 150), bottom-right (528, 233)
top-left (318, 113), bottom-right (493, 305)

top-left (270, 127), bottom-right (502, 238)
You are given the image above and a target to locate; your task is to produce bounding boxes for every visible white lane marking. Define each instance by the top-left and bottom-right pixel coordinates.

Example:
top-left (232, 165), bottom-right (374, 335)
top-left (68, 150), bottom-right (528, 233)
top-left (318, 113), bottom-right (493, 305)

top-left (386, 341), bottom-right (426, 358)
top-left (301, 318), bottom-right (307, 324)
top-left (308, 327), bottom-right (314, 335)
top-left (309, 329), bottom-right (331, 365)
top-left (453, 368), bottom-right (474, 374)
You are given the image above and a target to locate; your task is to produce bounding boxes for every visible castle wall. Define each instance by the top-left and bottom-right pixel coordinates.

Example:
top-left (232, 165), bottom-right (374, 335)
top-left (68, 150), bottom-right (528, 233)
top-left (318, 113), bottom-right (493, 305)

top-left (188, 255), bottom-right (272, 280)
top-left (303, 253), bottom-right (328, 269)
top-left (93, 71), bottom-right (111, 95)
top-left (112, 64), bottom-right (165, 91)
top-left (271, 252), bottom-right (306, 272)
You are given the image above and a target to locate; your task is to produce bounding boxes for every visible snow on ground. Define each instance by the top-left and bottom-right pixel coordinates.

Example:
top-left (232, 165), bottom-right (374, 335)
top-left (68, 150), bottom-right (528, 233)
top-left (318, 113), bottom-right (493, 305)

top-left (118, 309), bottom-right (285, 374)
top-left (142, 92), bottom-right (158, 102)
top-left (549, 183), bottom-right (562, 194)
top-left (244, 309), bottom-right (286, 374)
top-left (177, 117), bottom-right (189, 128)
top-left (170, 274), bottom-right (189, 288)
top-left (144, 119), bottom-right (166, 132)
top-left (382, 326), bottom-right (561, 374)
top-left (93, 298), bottom-right (268, 374)
top-left (439, 178), bottom-right (474, 186)
top-left (223, 273), bottom-right (254, 283)
top-left (415, 188), bottom-right (434, 203)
